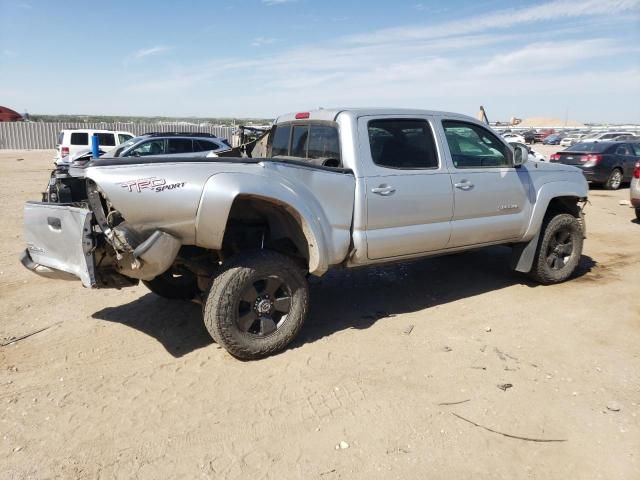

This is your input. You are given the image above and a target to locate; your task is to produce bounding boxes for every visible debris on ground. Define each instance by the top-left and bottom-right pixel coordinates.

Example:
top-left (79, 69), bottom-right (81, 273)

top-left (451, 413), bottom-right (567, 443)
top-left (618, 200), bottom-right (631, 206)
top-left (336, 441), bottom-right (350, 450)
top-left (437, 399), bottom-right (470, 406)
top-left (485, 326), bottom-right (492, 332)
top-left (403, 324), bottom-right (414, 335)
top-left (606, 401), bottom-right (622, 412)
top-left (442, 346), bottom-right (452, 352)
top-left (497, 383), bottom-right (513, 391)
top-left (1, 322), bottom-right (62, 347)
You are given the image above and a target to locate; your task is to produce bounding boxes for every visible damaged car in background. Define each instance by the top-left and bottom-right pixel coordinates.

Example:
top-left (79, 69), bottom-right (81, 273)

top-left (23, 108), bottom-right (588, 360)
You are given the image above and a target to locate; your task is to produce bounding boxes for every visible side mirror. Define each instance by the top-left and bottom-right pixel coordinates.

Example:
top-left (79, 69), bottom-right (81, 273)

top-left (513, 145), bottom-right (528, 167)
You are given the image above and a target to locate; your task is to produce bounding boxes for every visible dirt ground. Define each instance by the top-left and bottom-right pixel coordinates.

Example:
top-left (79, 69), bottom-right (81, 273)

top-left (1, 149), bottom-right (639, 479)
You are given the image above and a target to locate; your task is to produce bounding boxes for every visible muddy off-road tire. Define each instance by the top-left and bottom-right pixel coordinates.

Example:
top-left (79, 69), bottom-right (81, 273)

top-left (528, 213), bottom-right (584, 285)
top-left (143, 270), bottom-right (199, 300)
top-left (203, 250), bottom-right (309, 360)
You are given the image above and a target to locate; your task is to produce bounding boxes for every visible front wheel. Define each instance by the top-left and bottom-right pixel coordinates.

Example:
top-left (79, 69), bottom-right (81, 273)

top-left (528, 213), bottom-right (584, 285)
top-left (203, 250), bottom-right (309, 360)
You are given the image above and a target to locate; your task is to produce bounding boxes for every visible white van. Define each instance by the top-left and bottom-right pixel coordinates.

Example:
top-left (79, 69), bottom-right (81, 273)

top-left (55, 129), bottom-right (135, 160)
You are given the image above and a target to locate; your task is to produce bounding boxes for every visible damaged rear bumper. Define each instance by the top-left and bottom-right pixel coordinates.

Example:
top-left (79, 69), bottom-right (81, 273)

top-left (21, 201), bottom-right (181, 287)
top-left (22, 202), bottom-right (97, 287)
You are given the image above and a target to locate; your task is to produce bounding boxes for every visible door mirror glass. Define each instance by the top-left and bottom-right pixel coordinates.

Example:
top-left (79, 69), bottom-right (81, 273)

top-left (513, 145), bottom-right (528, 166)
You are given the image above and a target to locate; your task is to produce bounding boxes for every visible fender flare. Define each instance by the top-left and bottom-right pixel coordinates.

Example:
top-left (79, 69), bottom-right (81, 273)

top-left (194, 172), bottom-right (331, 275)
top-left (512, 179), bottom-right (588, 273)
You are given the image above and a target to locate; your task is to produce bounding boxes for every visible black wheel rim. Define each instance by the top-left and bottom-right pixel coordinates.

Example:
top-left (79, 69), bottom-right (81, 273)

top-left (545, 227), bottom-right (574, 270)
top-left (236, 276), bottom-right (292, 337)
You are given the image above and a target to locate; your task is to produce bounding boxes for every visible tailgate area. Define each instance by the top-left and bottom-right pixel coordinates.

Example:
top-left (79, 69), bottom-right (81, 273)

top-left (23, 202), bottom-right (96, 287)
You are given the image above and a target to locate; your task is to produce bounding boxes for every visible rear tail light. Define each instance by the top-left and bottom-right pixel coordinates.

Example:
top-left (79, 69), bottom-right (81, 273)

top-left (582, 154), bottom-right (602, 163)
top-left (550, 153), bottom-right (561, 161)
top-left (634, 161), bottom-right (640, 179)
top-left (61, 146), bottom-right (69, 157)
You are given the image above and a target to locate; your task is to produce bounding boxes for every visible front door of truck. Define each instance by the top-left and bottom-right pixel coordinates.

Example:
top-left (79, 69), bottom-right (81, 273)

top-left (439, 119), bottom-right (532, 247)
top-left (359, 116), bottom-right (454, 260)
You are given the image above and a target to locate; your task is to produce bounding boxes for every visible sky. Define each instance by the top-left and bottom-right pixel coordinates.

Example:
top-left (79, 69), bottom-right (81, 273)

top-left (1, 0), bottom-right (639, 122)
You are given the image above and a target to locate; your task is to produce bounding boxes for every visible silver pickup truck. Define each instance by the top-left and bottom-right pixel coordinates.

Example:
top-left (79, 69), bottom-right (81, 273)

top-left (21, 108), bottom-right (588, 359)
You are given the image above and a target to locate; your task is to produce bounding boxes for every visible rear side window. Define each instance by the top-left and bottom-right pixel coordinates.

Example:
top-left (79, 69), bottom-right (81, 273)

top-left (57, 132), bottom-right (64, 145)
top-left (168, 138), bottom-right (193, 154)
top-left (615, 145), bottom-right (631, 155)
top-left (95, 133), bottom-right (116, 146)
top-left (270, 125), bottom-right (291, 157)
top-left (368, 119), bottom-right (438, 169)
top-left (632, 143), bottom-right (640, 156)
top-left (70, 132), bottom-right (89, 145)
top-left (194, 139), bottom-right (220, 152)
top-left (118, 134), bottom-right (133, 144)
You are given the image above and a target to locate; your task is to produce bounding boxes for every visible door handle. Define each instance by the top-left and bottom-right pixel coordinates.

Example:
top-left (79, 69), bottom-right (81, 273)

top-left (454, 181), bottom-right (474, 191)
top-left (371, 185), bottom-right (396, 196)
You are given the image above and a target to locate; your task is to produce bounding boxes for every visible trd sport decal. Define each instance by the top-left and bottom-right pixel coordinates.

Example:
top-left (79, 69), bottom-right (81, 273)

top-left (119, 177), bottom-right (186, 193)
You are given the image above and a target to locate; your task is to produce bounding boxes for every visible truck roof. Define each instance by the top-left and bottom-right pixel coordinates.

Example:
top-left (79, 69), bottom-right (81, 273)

top-left (275, 108), bottom-right (474, 123)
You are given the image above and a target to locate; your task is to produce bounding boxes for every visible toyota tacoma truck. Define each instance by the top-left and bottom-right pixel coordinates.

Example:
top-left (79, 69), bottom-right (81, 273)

top-left (21, 109), bottom-right (588, 359)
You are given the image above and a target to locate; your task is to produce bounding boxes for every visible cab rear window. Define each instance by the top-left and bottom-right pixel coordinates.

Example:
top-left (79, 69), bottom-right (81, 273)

top-left (269, 123), bottom-right (341, 165)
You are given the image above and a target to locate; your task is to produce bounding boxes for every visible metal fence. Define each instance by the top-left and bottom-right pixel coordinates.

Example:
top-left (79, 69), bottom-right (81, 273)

top-left (0, 122), bottom-right (237, 149)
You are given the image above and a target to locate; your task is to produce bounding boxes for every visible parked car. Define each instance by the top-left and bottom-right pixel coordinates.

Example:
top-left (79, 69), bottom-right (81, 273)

top-left (101, 132), bottom-right (232, 158)
top-left (21, 108), bottom-right (588, 359)
top-left (631, 160), bottom-right (640, 220)
top-left (611, 134), bottom-right (639, 141)
top-left (521, 130), bottom-right (536, 144)
top-left (550, 142), bottom-right (640, 190)
top-left (55, 129), bottom-right (134, 161)
top-left (534, 129), bottom-right (555, 143)
top-left (502, 132), bottom-right (525, 143)
top-left (581, 131), bottom-right (634, 143)
top-left (543, 134), bottom-right (563, 145)
top-left (560, 134), bottom-right (585, 147)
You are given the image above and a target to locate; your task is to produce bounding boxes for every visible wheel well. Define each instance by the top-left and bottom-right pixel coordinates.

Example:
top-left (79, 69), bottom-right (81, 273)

top-left (546, 196), bottom-right (582, 219)
top-left (221, 196), bottom-right (309, 264)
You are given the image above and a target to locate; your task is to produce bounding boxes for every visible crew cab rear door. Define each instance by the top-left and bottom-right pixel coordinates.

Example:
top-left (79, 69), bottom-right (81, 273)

top-left (357, 115), bottom-right (454, 260)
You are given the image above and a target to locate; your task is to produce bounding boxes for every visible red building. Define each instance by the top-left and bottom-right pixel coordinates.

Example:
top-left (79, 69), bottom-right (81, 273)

top-left (0, 106), bottom-right (24, 122)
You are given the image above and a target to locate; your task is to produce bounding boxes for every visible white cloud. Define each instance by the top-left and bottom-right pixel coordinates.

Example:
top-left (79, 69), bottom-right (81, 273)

top-left (120, 0), bottom-right (639, 121)
top-left (251, 37), bottom-right (278, 47)
top-left (133, 46), bottom-right (170, 58)
top-left (347, 0), bottom-right (640, 45)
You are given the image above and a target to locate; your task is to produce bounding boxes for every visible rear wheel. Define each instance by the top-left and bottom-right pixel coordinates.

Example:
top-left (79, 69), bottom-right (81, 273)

top-left (143, 270), bottom-right (199, 300)
top-left (604, 169), bottom-right (623, 190)
top-left (636, 208), bottom-right (640, 221)
top-left (203, 250), bottom-right (309, 360)
top-left (528, 213), bottom-right (583, 285)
